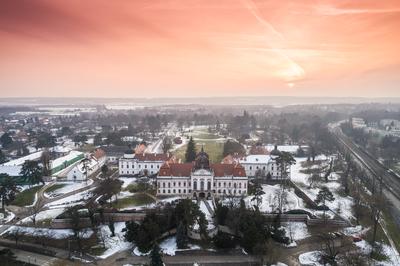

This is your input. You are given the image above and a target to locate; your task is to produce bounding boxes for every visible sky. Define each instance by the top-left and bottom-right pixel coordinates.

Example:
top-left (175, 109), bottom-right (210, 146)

top-left (1, 0), bottom-right (400, 98)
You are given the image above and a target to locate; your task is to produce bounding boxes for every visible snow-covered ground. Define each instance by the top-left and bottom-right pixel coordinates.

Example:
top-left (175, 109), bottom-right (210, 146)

top-left (282, 222), bottom-right (310, 242)
top-left (0, 210), bottom-right (15, 224)
top-left (44, 188), bottom-right (94, 209)
top-left (18, 208), bottom-right (65, 225)
top-left (244, 184), bottom-right (305, 212)
top-left (290, 157), bottom-right (354, 221)
top-left (197, 200), bottom-right (215, 230)
top-left (299, 251), bottom-right (323, 266)
top-left (119, 177), bottom-right (137, 189)
top-left (354, 239), bottom-right (400, 266)
top-left (159, 236), bottom-right (201, 256)
top-left (44, 179), bottom-right (94, 198)
top-left (1, 225), bottom-right (92, 239)
top-left (97, 222), bottom-right (132, 259)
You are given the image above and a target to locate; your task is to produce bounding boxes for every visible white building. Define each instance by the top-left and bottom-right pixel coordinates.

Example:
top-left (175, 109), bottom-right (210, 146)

top-left (157, 149), bottom-right (248, 198)
top-left (66, 149), bottom-right (106, 181)
top-left (119, 152), bottom-right (171, 176)
top-left (238, 154), bottom-right (283, 178)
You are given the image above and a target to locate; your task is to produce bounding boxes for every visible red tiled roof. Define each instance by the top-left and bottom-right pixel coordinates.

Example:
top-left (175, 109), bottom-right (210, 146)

top-left (159, 162), bottom-right (193, 176)
top-left (211, 163), bottom-right (246, 177)
top-left (92, 148), bottom-right (106, 159)
top-left (134, 153), bottom-right (170, 162)
top-left (158, 162), bottom-right (246, 177)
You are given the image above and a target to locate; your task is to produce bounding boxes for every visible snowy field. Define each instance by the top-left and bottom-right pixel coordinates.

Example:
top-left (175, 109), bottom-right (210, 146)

top-left (18, 208), bottom-right (65, 225)
top-left (44, 188), bottom-right (94, 209)
top-left (291, 156), bottom-right (354, 221)
top-left (97, 222), bottom-right (132, 259)
top-left (159, 236), bottom-right (201, 256)
top-left (282, 222), bottom-right (310, 243)
top-left (1, 226), bottom-right (93, 239)
top-left (244, 184), bottom-right (305, 212)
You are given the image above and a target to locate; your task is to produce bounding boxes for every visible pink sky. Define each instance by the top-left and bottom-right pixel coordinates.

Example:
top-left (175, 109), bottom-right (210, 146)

top-left (1, 0), bottom-right (399, 98)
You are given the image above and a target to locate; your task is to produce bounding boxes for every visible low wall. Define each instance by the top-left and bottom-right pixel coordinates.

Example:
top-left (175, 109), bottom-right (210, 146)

top-left (51, 212), bottom-right (146, 229)
top-left (262, 213), bottom-right (349, 227)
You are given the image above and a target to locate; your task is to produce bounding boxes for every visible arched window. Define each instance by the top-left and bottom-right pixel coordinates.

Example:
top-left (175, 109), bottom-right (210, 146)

top-left (193, 180), bottom-right (197, 190)
top-left (207, 181), bottom-right (211, 190)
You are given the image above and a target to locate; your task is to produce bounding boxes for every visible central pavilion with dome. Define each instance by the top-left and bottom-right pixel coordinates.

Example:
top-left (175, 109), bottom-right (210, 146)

top-left (156, 147), bottom-right (248, 199)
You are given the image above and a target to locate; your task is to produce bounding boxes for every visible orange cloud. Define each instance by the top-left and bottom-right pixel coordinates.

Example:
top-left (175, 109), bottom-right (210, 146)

top-left (0, 0), bottom-right (399, 97)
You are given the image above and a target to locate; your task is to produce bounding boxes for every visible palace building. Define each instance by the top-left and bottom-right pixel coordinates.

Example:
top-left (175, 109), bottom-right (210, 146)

top-left (157, 148), bottom-right (248, 198)
top-left (119, 152), bottom-right (172, 176)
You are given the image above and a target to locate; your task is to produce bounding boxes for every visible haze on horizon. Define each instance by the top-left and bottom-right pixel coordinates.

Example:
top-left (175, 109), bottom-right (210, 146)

top-left (1, 0), bottom-right (399, 98)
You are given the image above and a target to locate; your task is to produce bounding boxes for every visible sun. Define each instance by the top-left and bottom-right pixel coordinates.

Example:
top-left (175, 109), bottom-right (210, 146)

top-left (287, 82), bottom-right (295, 88)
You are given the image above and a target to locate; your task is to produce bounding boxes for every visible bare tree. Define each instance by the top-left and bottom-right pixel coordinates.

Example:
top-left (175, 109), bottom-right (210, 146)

top-left (318, 233), bottom-right (340, 265)
top-left (274, 187), bottom-right (288, 213)
top-left (29, 204), bottom-right (41, 227)
top-left (9, 227), bottom-right (25, 247)
top-left (368, 192), bottom-right (387, 243)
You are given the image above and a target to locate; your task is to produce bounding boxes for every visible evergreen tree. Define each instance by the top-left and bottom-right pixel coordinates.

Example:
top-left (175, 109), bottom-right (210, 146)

top-left (0, 149), bottom-right (7, 164)
top-left (185, 137), bottom-right (196, 162)
top-left (101, 164), bottom-right (109, 178)
top-left (176, 221), bottom-right (188, 249)
top-left (0, 133), bottom-right (13, 149)
top-left (315, 186), bottom-right (335, 221)
top-left (150, 244), bottom-right (163, 266)
top-left (251, 182), bottom-right (265, 209)
top-left (0, 174), bottom-right (20, 210)
top-left (20, 160), bottom-right (44, 185)
top-left (108, 220), bottom-right (115, 237)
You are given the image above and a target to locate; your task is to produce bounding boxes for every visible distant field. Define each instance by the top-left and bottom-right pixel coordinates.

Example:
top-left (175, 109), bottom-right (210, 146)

top-left (12, 185), bottom-right (43, 207)
top-left (176, 128), bottom-right (226, 163)
top-left (174, 140), bottom-right (225, 163)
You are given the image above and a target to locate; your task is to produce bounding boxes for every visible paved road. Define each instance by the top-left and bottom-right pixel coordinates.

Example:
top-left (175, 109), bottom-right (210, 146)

top-left (98, 250), bottom-right (260, 266)
top-left (0, 246), bottom-right (60, 266)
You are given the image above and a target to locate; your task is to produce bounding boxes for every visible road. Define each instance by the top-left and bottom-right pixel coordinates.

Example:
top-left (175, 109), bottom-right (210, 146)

top-left (0, 246), bottom-right (59, 266)
top-left (98, 250), bottom-right (260, 266)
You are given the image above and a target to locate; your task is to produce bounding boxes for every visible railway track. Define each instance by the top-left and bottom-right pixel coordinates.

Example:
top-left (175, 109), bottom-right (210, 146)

top-left (331, 126), bottom-right (400, 201)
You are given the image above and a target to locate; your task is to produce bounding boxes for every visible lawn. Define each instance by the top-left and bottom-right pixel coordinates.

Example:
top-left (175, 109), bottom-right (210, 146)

top-left (174, 140), bottom-right (225, 163)
top-left (12, 185), bottom-right (43, 207)
top-left (111, 193), bottom-right (155, 209)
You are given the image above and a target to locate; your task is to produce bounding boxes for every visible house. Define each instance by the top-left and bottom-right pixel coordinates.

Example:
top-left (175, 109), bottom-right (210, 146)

top-left (100, 146), bottom-right (128, 164)
top-left (238, 154), bottom-right (282, 178)
top-left (157, 148), bottom-right (248, 199)
top-left (66, 149), bottom-right (106, 181)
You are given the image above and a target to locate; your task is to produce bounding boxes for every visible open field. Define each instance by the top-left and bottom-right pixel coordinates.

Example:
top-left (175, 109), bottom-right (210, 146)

top-left (12, 185), bottom-right (43, 207)
top-left (174, 141), bottom-right (224, 163)
top-left (111, 193), bottom-right (155, 209)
